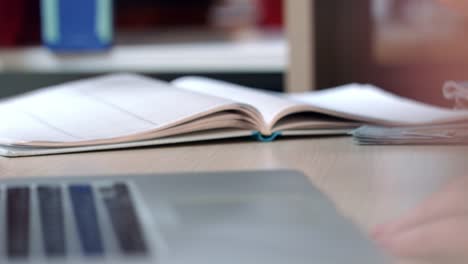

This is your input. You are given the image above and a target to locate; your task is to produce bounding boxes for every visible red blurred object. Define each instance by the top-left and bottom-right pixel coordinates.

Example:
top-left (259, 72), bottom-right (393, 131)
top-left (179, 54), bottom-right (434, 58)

top-left (116, 0), bottom-right (213, 30)
top-left (0, 0), bottom-right (41, 47)
top-left (258, 0), bottom-right (283, 28)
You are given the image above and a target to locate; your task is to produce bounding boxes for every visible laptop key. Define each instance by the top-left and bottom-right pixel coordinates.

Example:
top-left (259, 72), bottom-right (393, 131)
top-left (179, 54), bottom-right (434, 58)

top-left (6, 187), bottom-right (30, 259)
top-left (100, 183), bottom-right (148, 255)
top-left (69, 185), bottom-right (104, 256)
top-left (38, 186), bottom-right (66, 257)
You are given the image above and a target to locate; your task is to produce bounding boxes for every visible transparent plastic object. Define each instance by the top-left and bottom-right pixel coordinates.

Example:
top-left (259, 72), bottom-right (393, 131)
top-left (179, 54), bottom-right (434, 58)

top-left (443, 81), bottom-right (468, 110)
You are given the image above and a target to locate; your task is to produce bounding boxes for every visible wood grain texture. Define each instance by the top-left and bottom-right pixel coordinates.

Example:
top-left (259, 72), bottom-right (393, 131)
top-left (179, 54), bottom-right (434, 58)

top-left (1, 137), bottom-right (467, 263)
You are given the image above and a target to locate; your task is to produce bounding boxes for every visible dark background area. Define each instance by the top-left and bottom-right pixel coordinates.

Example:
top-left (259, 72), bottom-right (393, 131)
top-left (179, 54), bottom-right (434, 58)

top-left (0, 73), bottom-right (284, 100)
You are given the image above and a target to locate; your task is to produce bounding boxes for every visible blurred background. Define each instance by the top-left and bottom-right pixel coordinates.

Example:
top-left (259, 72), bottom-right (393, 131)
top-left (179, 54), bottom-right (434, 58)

top-left (317, 0), bottom-right (468, 106)
top-left (0, 0), bottom-right (285, 97)
top-left (372, 0), bottom-right (468, 106)
top-left (1, 0), bottom-right (468, 106)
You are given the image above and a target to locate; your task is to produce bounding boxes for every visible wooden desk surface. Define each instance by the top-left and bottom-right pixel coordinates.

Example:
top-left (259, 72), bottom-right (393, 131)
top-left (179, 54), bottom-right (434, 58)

top-left (1, 137), bottom-right (467, 262)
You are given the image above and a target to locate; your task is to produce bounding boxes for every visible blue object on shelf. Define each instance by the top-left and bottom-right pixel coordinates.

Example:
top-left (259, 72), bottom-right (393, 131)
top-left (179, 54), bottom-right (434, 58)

top-left (41, 0), bottom-right (113, 52)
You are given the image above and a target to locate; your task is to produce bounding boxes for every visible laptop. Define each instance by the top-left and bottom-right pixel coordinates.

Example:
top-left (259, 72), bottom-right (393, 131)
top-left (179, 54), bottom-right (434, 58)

top-left (0, 170), bottom-right (387, 264)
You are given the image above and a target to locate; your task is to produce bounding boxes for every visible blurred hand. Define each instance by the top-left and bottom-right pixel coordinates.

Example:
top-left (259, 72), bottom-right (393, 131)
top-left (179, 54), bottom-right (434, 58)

top-left (372, 176), bottom-right (468, 262)
top-left (372, 1), bottom-right (468, 261)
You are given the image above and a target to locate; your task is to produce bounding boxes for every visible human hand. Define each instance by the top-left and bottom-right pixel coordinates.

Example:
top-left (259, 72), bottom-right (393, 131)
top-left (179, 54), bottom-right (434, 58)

top-left (372, 176), bottom-right (468, 262)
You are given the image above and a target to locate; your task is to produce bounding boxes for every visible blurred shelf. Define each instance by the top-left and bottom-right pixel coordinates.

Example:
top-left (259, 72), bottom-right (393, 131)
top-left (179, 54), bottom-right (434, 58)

top-left (0, 36), bottom-right (287, 74)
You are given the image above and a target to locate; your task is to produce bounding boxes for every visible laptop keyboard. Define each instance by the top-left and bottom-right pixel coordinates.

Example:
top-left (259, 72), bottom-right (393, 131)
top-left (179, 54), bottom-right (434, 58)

top-left (0, 181), bottom-right (152, 263)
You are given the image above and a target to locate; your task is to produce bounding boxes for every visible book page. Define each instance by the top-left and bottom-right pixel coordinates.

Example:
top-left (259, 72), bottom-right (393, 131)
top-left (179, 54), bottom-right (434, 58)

top-left (172, 77), bottom-right (303, 132)
top-left (0, 74), bottom-right (251, 145)
top-left (288, 84), bottom-right (468, 126)
top-left (173, 77), bottom-right (468, 128)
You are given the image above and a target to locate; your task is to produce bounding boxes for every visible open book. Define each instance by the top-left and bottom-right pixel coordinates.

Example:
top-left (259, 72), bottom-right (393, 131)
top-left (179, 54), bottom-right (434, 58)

top-left (2, 73), bottom-right (468, 157)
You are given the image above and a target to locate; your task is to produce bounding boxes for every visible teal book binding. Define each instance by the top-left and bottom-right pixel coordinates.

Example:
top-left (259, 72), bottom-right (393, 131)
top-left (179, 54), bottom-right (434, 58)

top-left (251, 131), bottom-right (282, 142)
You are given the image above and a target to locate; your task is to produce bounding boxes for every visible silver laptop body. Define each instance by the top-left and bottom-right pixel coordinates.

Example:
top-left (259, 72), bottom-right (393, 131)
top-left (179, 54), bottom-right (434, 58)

top-left (0, 170), bottom-right (387, 264)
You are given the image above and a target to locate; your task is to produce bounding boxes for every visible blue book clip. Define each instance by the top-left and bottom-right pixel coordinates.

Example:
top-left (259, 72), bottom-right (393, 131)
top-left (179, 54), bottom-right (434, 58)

top-left (252, 131), bottom-right (282, 142)
top-left (41, 0), bottom-right (113, 52)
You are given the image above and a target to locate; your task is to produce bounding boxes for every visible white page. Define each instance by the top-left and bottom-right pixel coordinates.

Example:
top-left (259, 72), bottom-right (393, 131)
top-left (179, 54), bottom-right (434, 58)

top-left (172, 76), bottom-right (301, 126)
top-left (0, 74), bottom-right (240, 144)
top-left (0, 107), bottom-right (77, 144)
top-left (288, 84), bottom-right (468, 126)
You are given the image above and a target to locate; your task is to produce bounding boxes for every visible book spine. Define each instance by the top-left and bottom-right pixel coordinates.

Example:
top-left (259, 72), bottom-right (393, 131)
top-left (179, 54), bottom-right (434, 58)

top-left (251, 131), bottom-right (282, 142)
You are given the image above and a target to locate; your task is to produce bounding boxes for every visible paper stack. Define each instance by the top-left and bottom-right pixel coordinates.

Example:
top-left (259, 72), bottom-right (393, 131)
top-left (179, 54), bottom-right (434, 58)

top-left (352, 124), bottom-right (468, 145)
top-left (352, 81), bottom-right (468, 145)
